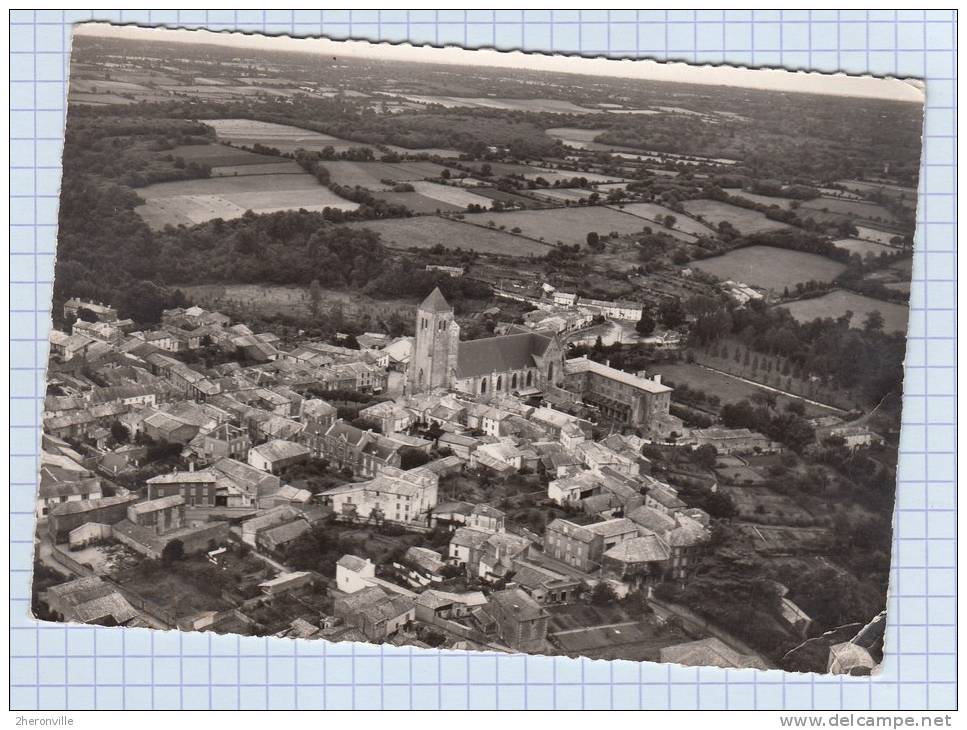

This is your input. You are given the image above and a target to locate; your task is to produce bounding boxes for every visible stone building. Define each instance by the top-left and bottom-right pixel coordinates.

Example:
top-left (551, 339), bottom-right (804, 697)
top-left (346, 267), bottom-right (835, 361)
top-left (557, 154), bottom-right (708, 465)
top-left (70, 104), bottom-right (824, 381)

top-left (408, 288), bottom-right (566, 397)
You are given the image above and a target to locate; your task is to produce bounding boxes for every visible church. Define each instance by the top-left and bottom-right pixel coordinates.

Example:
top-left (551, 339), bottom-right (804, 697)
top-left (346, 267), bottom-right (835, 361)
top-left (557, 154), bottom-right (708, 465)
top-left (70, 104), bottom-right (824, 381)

top-left (408, 288), bottom-right (566, 397)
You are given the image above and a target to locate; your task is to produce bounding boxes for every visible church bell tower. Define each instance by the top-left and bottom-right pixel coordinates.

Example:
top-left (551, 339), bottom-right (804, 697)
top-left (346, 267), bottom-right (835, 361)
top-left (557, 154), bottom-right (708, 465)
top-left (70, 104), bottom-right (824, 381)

top-left (409, 287), bottom-right (459, 393)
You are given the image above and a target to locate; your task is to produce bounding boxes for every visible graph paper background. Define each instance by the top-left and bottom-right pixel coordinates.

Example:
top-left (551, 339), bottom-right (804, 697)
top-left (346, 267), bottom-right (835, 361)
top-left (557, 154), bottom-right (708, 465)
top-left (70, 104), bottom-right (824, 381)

top-left (9, 9), bottom-right (957, 711)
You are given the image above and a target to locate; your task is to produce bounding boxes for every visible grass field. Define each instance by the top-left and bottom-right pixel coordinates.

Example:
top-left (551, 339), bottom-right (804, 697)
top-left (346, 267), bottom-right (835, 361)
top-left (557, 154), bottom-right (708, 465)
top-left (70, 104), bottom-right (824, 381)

top-left (854, 225), bottom-right (900, 244)
top-left (396, 95), bottom-right (597, 114)
top-left (614, 202), bottom-right (712, 237)
top-left (832, 237), bottom-right (897, 258)
top-left (202, 118), bottom-right (371, 154)
top-left (690, 245), bottom-right (846, 291)
top-left (654, 362), bottom-right (837, 417)
top-left (544, 127), bottom-right (607, 149)
top-left (345, 216), bottom-right (550, 257)
top-left (779, 290), bottom-right (909, 333)
top-left (323, 160), bottom-right (457, 190)
top-left (682, 199), bottom-right (792, 235)
top-left (799, 196), bottom-right (900, 226)
top-left (210, 161), bottom-right (306, 177)
top-left (135, 172), bottom-right (358, 228)
top-left (460, 206), bottom-right (653, 247)
top-left (722, 188), bottom-right (797, 210)
top-left (167, 143), bottom-right (284, 168)
top-left (462, 160), bottom-right (626, 185)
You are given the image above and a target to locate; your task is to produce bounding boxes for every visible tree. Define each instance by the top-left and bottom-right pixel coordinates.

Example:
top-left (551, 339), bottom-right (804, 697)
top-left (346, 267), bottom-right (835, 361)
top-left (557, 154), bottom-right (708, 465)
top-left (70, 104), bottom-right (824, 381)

top-left (586, 231), bottom-right (603, 251)
top-left (863, 310), bottom-right (884, 333)
top-left (161, 539), bottom-right (185, 565)
top-left (658, 298), bottom-right (686, 328)
top-left (590, 581), bottom-right (618, 605)
top-left (635, 310), bottom-right (656, 336)
top-left (109, 420), bottom-right (128, 444)
top-left (663, 214), bottom-right (677, 229)
top-left (76, 307), bottom-right (99, 323)
top-left (693, 444), bottom-right (718, 470)
top-left (308, 279), bottom-right (323, 317)
top-left (400, 447), bottom-right (431, 470)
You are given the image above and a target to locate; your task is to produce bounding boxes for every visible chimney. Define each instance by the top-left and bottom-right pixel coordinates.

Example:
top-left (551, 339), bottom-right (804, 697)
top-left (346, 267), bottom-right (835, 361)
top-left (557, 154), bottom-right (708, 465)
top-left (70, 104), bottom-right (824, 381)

top-left (188, 460), bottom-right (195, 473)
top-left (653, 374), bottom-right (662, 385)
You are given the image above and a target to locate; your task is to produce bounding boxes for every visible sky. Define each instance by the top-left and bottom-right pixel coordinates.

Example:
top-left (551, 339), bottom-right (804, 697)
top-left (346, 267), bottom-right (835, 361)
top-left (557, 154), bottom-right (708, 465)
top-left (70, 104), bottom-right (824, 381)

top-left (75, 22), bottom-right (924, 103)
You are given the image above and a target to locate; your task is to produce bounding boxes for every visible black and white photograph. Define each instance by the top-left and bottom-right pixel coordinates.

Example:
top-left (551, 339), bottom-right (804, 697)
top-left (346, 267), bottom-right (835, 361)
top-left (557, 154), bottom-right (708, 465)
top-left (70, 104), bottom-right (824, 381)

top-left (34, 22), bottom-right (924, 674)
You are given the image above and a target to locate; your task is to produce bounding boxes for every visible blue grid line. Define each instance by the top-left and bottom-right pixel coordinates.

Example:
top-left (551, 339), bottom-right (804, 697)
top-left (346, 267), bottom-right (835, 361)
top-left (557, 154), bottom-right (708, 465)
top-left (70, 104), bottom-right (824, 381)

top-left (8, 9), bottom-right (957, 711)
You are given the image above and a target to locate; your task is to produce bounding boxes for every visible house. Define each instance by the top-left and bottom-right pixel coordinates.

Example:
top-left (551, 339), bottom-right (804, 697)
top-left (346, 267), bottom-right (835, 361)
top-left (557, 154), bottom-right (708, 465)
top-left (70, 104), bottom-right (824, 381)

top-left (601, 532), bottom-right (671, 587)
top-left (468, 504), bottom-right (505, 533)
top-left (448, 527), bottom-right (492, 573)
top-left (47, 495), bottom-right (139, 543)
top-left (199, 422), bottom-right (252, 462)
top-left (626, 506), bottom-right (709, 580)
top-left (824, 425), bottom-right (885, 451)
top-left (335, 554), bottom-right (377, 594)
top-left (240, 506), bottom-right (300, 547)
top-left (256, 518), bottom-right (311, 553)
top-left (509, 562), bottom-right (582, 605)
top-left (64, 298), bottom-right (118, 322)
top-left (127, 495), bottom-right (186, 535)
top-left (44, 576), bottom-right (140, 627)
top-left (247, 439), bottom-right (310, 474)
top-left (321, 465), bottom-right (439, 526)
top-left (319, 420), bottom-right (404, 478)
top-left (142, 411), bottom-right (201, 445)
top-left (688, 427), bottom-right (775, 455)
top-left (332, 586), bottom-right (415, 642)
top-left (478, 532), bottom-right (532, 582)
top-left (358, 400), bottom-right (414, 435)
top-left (486, 588), bottom-right (549, 653)
top-left (396, 546), bottom-right (447, 587)
top-left (300, 399), bottom-right (337, 456)
top-left (543, 517), bottom-right (639, 573)
top-left (414, 590), bottom-right (488, 625)
top-left (36, 477), bottom-right (103, 520)
top-left (146, 470), bottom-right (219, 508)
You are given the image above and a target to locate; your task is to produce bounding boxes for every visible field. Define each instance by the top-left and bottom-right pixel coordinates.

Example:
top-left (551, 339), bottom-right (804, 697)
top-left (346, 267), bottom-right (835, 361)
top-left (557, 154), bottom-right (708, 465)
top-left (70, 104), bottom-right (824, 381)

top-left (210, 161), bottom-right (306, 177)
top-left (134, 173), bottom-right (358, 229)
top-left (854, 225), bottom-right (899, 244)
top-left (460, 206), bottom-right (653, 247)
top-left (461, 160), bottom-right (626, 185)
top-left (691, 245), bottom-right (846, 291)
top-left (167, 143), bottom-right (288, 168)
top-left (681, 199), bottom-right (792, 235)
top-left (545, 127), bottom-right (607, 149)
top-left (654, 362), bottom-right (839, 417)
top-left (723, 188), bottom-right (796, 209)
top-left (832, 237), bottom-right (896, 258)
top-left (799, 196), bottom-right (900, 227)
top-left (344, 216), bottom-right (550, 257)
top-left (615, 202), bottom-right (713, 237)
top-left (779, 290), bottom-right (909, 333)
top-left (394, 95), bottom-right (597, 114)
top-left (531, 188), bottom-right (597, 203)
top-left (323, 160), bottom-right (458, 190)
top-left (202, 118), bottom-right (370, 154)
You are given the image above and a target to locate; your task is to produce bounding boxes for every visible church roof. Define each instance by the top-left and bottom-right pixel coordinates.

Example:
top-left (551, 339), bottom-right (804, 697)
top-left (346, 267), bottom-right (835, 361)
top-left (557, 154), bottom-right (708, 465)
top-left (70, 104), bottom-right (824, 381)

top-left (419, 287), bottom-right (453, 313)
top-left (456, 332), bottom-right (552, 379)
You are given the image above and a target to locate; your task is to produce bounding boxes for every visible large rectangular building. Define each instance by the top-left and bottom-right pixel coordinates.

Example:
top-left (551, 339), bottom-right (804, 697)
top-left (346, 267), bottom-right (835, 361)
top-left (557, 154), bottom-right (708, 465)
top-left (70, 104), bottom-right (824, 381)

top-left (563, 356), bottom-right (672, 431)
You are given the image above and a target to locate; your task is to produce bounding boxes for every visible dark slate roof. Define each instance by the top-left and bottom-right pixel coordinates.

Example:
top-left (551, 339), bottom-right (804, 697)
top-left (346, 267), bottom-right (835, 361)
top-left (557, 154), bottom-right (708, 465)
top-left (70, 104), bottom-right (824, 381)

top-left (419, 287), bottom-right (453, 313)
top-left (456, 332), bottom-right (552, 379)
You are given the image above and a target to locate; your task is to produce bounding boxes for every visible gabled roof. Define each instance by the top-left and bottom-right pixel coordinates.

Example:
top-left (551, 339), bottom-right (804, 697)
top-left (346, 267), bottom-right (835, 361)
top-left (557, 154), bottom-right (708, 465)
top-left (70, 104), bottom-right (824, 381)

top-left (455, 332), bottom-right (553, 379)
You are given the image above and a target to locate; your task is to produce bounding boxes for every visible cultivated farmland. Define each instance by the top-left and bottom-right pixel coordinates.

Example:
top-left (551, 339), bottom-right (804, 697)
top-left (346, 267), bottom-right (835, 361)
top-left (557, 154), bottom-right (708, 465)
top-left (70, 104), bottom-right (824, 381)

top-left (682, 199), bottom-right (792, 235)
top-left (690, 245), bottom-right (846, 291)
top-left (614, 202), bottom-right (713, 238)
top-left (202, 118), bottom-right (374, 154)
top-left (323, 160), bottom-right (459, 190)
